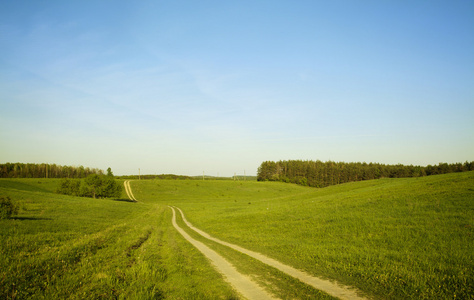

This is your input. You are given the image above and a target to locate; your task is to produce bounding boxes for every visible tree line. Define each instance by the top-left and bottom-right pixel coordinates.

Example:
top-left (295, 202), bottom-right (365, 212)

top-left (0, 163), bottom-right (104, 178)
top-left (257, 160), bottom-right (474, 188)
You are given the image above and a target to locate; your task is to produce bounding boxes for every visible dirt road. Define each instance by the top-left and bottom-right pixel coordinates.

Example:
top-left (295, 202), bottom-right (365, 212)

top-left (169, 206), bottom-right (276, 300)
top-left (125, 181), bottom-right (366, 299)
top-left (123, 180), bottom-right (137, 201)
top-left (174, 206), bottom-right (367, 300)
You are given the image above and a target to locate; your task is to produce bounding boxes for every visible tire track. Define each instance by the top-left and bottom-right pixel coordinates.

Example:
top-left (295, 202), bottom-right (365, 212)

top-left (124, 182), bottom-right (365, 299)
top-left (173, 206), bottom-right (367, 300)
top-left (124, 180), bottom-right (137, 201)
top-left (169, 206), bottom-right (276, 300)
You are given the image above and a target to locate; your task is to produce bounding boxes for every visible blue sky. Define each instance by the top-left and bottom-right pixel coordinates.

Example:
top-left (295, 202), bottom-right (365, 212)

top-left (1, 1), bottom-right (473, 176)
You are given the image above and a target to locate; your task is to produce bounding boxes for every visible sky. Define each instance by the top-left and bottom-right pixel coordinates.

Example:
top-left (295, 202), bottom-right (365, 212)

top-left (1, 1), bottom-right (473, 176)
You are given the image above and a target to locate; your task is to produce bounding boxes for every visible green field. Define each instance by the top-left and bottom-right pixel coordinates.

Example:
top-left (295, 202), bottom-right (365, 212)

top-left (1, 172), bottom-right (473, 299)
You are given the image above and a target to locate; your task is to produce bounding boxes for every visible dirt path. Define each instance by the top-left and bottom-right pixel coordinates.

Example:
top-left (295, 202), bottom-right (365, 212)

top-left (125, 181), bottom-right (365, 299)
top-left (123, 180), bottom-right (137, 201)
top-left (169, 206), bottom-right (276, 300)
top-left (173, 206), bottom-right (367, 300)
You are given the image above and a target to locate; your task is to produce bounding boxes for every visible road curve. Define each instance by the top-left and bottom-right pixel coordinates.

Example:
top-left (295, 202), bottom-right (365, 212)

top-left (169, 206), bottom-right (276, 300)
top-left (123, 180), bottom-right (137, 201)
top-left (173, 206), bottom-right (367, 300)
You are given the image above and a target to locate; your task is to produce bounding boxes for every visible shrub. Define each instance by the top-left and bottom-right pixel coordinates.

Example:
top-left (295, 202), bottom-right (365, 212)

top-left (56, 175), bottom-right (123, 199)
top-left (101, 176), bottom-right (122, 198)
top-left (82, 174), bottom-right (103, 198)
top-left (56, 178), bottom-right (81, 196)
top-left (0, 196), bottom-right (19, 219)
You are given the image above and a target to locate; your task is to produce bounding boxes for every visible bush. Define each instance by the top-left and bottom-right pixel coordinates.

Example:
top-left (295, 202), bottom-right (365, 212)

top-left (56, 175), bottom-right (122, 199)
top-left (100, 176), bottom-right (122, 198)
top-left (0, 196), bottom-right (19, 219)
top-left (56, 178), bottom-right (81, 196)
top-left (82, 174), bottom-right (103, 198)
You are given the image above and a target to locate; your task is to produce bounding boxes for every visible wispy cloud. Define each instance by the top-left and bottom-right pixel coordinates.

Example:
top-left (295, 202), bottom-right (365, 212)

top-left (1, 1), bottom-right (473, 175)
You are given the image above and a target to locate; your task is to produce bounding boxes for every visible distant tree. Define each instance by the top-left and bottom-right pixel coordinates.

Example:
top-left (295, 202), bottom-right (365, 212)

top-left (107, 167), bottom-right (114, 177)
top-left (257, 160), bottom-right (474, 188)
top-left (57, 174), bottom-right (123, 199)
top-left (81, 174), bottom-right (103, 198)
top-left (101, 176), bottom-right (122, 198)
top-left (56, 178), bottom-right (81, 196)
top-left (257, 161), bottom-right (278, 181)
top-left (0, 165), bottom-right (7, 178)
top-left (78, 166), bottom-right (85, 178)
top-left (465, 161), bottom-right (474, 171)
top-left (0, 163), bottom-right (106, 178)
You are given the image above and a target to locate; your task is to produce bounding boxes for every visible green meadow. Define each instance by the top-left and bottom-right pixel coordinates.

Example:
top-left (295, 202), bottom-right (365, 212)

top-left (1, 172), bottom-right (473, 299)
top-left (0, 179), bottom-right (237, 299)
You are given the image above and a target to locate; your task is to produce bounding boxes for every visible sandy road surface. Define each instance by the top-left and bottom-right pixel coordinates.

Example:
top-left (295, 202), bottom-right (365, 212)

top-left (174, 206), bottom-right (367, 300)
top-left (169, 206), bottom-right (276, 300)
top-left (123, 180), bottom-right (137, 201)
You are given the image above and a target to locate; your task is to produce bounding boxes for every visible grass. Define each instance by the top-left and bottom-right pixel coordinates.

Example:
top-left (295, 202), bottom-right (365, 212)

top-left (172, 207), bottom-right (338, 299)
top-left (134, 173), bottom-right (474, 299)
top-left (1, 173), bottom-right (473, 299)
top-left (0, 179), bottom-right (238, 299)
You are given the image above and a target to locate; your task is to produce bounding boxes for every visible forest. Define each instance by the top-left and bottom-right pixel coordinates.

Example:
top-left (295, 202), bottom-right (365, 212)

top-left (0, 163), bottom-right (104, 179)
top-left (257, 160), bottom-right (474, 188)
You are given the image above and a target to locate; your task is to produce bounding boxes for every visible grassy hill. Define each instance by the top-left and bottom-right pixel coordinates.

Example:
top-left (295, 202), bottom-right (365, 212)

top-left (1, 172), bottom-right (473, 299)
top-left (0, 179), bottom-right (238, 299)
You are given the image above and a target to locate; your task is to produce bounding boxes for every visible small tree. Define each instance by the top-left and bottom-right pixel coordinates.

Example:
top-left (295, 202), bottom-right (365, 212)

top-left (101, 176), bottom-right (122, 198)
top-left (82, 174), bottom-right (103, 198)
top-left (0, 196), bottom-right (19, 219)
top-left (57, 174), bottom-right (123, 199)
top-left (56, 178), bottom-right (81, 196)
top-left (81, 174), bottom-right (122, 198)
top-left (107, 167), bottom-right (114, 177)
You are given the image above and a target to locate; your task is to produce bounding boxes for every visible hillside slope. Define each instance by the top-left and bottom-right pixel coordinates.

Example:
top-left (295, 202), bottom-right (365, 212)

top-left (134, 172), bottom-right (474, 299)
top-left (1, 173), bottom-right (472, 299)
